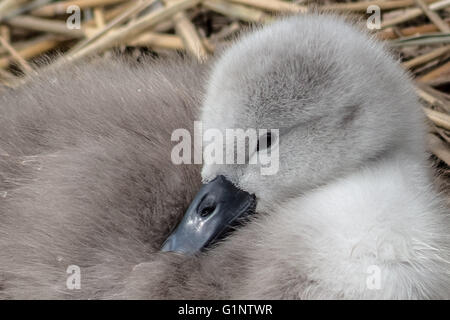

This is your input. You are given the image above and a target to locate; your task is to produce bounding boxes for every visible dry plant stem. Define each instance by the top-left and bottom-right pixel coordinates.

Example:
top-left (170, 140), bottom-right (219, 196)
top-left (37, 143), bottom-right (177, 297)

top-left (31, 0), bottom-right (128, 17)
top-left (417, 86), bottom-right (450, 112)
top-left (84, 3), bottom-right (175, 34)
top-left (0, 0), bottom-right (17, 15)
top-left (210, 21), bottom-right (240, 42)
top-left (321, 0), bottom-right (437, 11)
top-left (378, 21), bottom-right (450, 39)
top-left (6, 15), bottom-right (85, 38)
top-left (172, 11), bottom-right (208, 59)
top-left (381, 0), bottom-right (450, 29)
top-left (93, 7), bottom-right (106, 28)
top-left (67, 0), bottom-right (200, 62)
top-left (204, 0), bottom-right (269, 23)
top-left (69, 0), bottom-right (157, 55)
top-left (424, 107), bottom-right (450, 130)
top-left (418, 87), bottom-right (440, 105)
top-left (228, 0), bottom-right (307, 13)
top-left (0, 0), bottom-right (28, 19)
top-left (0, 35), bottom-right (61, 69)
top-left (418, 60), bottom-right (450, 82)
top-left (403, 45), bottom-right (450, 68)
top-left (0, 0), bottom-right (55, 22)
top-left (0, 35), bottom-right (34, 73)
top-left (426, 77), bottom-right (450, 87)
top-left (414, 0), bottom-right (450, 32)
top-left (153, 19), bottom-right (175, 33)
top-left (129, 32), bottom-right (184, 49)
top-left (0, 25), bottom-right (9, 42)
top-left (432, 124), bottom-right (450, 143)
top-left (420, 83), bottom-right (450, 101)
top-left (163, 0), bottom-right (207, 60)
top-left (428, 133), bottom-right (450, 165)
top-left (0, 34), bottom-right (54, 55)
top-left (84, 1), bottom-right (137, 27)
top-left (202, 38), bottom-right (216, 53)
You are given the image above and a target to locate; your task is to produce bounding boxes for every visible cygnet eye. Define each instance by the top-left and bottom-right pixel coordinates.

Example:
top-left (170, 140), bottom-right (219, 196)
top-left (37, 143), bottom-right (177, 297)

top-left (256, 132), bottom-right (274, 152)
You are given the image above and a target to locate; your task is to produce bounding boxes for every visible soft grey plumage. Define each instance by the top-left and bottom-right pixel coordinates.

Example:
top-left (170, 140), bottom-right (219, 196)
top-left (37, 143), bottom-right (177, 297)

top-left (1, 14), bottom-right (449, 300)
top-left (0, 56), bottom-right (205, 299)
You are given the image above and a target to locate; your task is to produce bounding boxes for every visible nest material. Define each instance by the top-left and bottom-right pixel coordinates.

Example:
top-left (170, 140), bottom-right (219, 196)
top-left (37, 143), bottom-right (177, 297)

top-left (0, 0), bottom-right (449, 187)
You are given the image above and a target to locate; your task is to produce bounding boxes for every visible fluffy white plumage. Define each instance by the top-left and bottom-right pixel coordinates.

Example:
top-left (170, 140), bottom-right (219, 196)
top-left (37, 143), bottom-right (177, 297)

top-left (236, 153), bottom-right (450, 299)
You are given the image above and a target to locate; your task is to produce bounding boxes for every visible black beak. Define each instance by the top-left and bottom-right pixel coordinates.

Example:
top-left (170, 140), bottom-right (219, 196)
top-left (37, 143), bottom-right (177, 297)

top-left (161, 175), bottom-right (256, 255)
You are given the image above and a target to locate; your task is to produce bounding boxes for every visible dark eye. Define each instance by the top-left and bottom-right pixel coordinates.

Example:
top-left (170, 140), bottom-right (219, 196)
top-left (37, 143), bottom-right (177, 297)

top-left (257, 132), bottom-right (273, 152)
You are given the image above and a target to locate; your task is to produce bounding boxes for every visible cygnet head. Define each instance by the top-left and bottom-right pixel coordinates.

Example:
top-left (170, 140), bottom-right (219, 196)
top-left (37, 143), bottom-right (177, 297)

top-left (162, 14), bottom-right (426, 254)
top-left (201, 14), bottom-right (426, 209)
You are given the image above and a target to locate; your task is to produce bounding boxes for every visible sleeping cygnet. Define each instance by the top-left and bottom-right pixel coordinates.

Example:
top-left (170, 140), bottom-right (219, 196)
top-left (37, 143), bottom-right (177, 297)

top-left (124, 15), bottom-right (450, 299)
top-left (0, 57), bottom-right (206, 299)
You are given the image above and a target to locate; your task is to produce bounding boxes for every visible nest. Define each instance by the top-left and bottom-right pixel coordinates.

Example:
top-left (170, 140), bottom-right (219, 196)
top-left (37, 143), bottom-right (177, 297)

top-left (0, 0), bottom-right (449, 191)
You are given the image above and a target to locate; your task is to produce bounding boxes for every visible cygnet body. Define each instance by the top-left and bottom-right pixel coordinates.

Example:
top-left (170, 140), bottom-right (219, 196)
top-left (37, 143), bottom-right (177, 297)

top-left (0, 57), bottom-right (205, 299)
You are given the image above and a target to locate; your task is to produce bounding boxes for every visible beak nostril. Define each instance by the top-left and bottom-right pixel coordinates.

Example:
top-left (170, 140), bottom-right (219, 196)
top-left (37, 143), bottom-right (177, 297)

top-left (199, 205), bottom-right (216, 217)
top-left (198, 196), bottom-right (217, 217)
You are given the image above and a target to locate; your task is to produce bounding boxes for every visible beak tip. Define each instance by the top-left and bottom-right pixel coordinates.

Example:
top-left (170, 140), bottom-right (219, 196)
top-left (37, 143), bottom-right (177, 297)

top-left (160, 237), bottom-right (174, 252)
top-left (160, 237), bottom-right (195, 255)
top-left (160, 175), bottom-right (257, 255)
